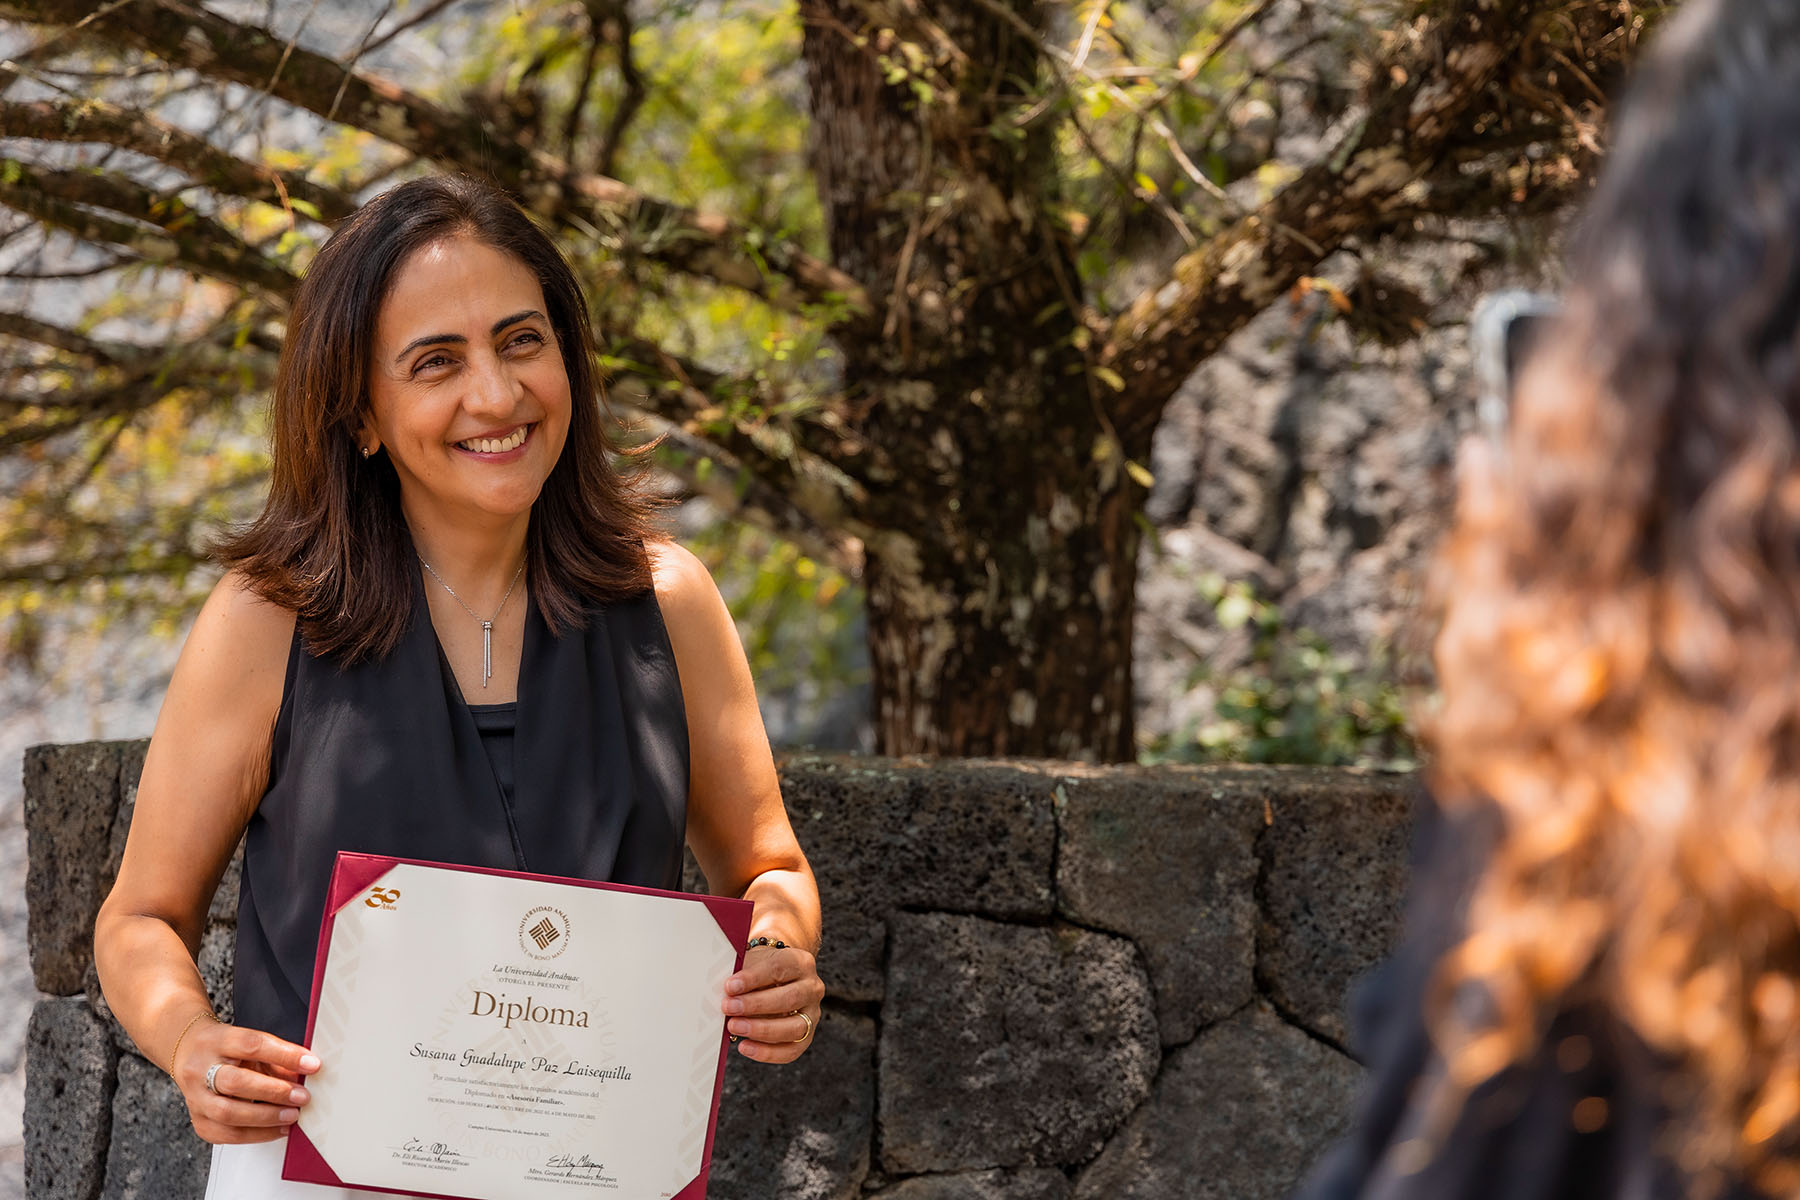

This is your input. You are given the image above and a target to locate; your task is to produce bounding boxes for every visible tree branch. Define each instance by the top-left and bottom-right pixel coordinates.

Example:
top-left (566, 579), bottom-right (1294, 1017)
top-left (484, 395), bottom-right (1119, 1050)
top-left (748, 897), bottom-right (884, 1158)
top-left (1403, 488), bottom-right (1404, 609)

top-left (357, 0), bottom-right (459, 66)
top-left (0, 159), bottom-right (300, 299)
top-left (1, 0), bottom-right (870, 317)
top-left (1, 255), bottom-right (129, 279)
top-left (1, 93), bottom-right (356, 222)
top-left (0, 311), bottom-right (123, 363)
top-left (602, 337), bottom-right (879, 543)
top-left (629, 416), bottom-right (865, 578)
top-left (609, 336), bottom-right (880, 477)
top-left (0, 376), bottom-right (160, 444)
top-left (1099, 0), bottom-right (1576, 438)
top-left (0, 309), bottom-right (279, 441)
top-left (0, 548), bottom-right (211, 586)
top-left (564, 0), bottom-right (645, 178)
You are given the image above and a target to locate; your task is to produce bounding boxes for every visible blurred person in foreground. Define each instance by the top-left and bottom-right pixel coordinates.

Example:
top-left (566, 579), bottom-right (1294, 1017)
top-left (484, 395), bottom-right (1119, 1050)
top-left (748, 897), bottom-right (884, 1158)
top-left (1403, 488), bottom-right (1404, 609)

top-left (1299, 1), bottom-right (1800, 1197)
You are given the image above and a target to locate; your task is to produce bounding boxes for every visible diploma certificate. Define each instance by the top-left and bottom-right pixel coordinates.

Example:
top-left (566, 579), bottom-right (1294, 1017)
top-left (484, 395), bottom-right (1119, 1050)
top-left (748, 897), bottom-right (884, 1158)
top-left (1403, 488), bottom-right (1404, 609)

top-left (282, 853), bottom-right (752, 1199)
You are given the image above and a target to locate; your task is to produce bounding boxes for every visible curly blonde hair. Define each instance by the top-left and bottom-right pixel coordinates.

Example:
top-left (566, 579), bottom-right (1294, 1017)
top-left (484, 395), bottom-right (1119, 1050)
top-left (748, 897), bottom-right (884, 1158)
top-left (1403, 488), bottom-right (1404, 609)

top-left (1429, 0), bottom-right (1800, 1189)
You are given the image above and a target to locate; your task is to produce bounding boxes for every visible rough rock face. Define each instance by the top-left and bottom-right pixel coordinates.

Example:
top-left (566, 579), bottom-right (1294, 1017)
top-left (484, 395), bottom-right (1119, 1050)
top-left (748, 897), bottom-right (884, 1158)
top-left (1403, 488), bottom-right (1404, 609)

top-left (870, 1168), bottom-right (1071, 1199)
top-left (1072, 1004), bottom-right (1364, 1200)
top-left (774, 758), bottom-right (1058, 1003)
top-left (98, 1056), bottom-right (208, 1200)
top-left (1135, 239), bottom-right (1560, 751)
top-left (710, 1012), bottom-right (876, 1200)
top-left (1055, 768), bottom-right (1262, 1045)
top-left (23, 998), bottom-right (115, 1200)
top-left (1257, 774), bottom-right (1417, 1045)
top-left (23, 743), bottom-right (124, 997)
top-left (878, 913), bottom-right (1161, 1172)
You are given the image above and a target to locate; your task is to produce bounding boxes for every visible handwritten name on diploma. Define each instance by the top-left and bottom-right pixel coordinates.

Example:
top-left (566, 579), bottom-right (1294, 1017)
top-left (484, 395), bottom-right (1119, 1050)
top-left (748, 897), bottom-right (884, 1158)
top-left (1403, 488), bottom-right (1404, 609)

top-left (545, 1155), bottom-right (608, 1176)
top-left (399, 1137), bottom-right (467, 1162)
top-left (411, 1043), bottom-right (635, 1078)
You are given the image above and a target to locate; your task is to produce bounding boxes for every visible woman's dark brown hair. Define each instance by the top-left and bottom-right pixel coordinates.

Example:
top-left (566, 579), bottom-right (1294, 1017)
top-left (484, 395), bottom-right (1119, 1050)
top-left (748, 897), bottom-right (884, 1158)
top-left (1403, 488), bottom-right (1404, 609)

top-left (1428, 0), bottom-right (1800, 1189)
top-left (218, 173), bottom-right (659, 663)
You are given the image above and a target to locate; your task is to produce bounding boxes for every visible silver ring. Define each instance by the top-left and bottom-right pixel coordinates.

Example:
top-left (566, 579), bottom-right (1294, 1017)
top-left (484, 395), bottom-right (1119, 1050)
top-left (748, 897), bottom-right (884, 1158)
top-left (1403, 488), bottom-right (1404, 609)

top-left (204, 1062), bottom-right (225, 1095)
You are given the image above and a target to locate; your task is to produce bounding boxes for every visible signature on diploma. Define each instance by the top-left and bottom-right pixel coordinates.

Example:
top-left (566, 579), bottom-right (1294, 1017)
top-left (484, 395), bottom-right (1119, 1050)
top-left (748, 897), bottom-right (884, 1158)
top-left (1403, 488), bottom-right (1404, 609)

top-left (400, 1137), bottom-right (465, 1162)
top-left (545, 1154), bottom-right (607, 1177)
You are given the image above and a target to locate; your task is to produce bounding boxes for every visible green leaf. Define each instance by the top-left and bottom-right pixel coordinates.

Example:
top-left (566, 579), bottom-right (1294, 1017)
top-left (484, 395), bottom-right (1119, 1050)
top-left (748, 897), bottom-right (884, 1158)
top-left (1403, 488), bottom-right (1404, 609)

top-left (1217, 591), bottom-right (1254, 630)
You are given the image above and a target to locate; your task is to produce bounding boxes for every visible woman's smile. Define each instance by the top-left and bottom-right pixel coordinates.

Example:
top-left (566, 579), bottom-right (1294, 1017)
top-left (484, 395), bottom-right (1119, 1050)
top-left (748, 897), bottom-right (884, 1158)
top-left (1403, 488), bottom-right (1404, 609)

top-left (453, 421), bottom-right (536, 459)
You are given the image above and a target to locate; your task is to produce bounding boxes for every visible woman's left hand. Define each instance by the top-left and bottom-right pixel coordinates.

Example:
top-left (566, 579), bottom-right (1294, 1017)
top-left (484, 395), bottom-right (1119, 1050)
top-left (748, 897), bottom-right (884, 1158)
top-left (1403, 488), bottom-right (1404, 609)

top-left (723, 942), bottom-right (824, 1063)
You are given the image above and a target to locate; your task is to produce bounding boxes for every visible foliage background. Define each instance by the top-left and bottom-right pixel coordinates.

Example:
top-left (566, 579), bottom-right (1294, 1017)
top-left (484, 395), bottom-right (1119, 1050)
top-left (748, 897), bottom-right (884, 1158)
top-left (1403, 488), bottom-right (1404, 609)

top-left (0, 0), bottom-right (1635, 761)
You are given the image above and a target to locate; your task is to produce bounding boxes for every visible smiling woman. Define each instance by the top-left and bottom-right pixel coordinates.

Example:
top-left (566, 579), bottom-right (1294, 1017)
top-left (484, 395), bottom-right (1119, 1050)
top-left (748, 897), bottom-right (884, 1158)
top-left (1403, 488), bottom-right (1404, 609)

top-left (366, 242), bottom-right (572, 542)
top-left (88, 175), bottom-right (824, 1198)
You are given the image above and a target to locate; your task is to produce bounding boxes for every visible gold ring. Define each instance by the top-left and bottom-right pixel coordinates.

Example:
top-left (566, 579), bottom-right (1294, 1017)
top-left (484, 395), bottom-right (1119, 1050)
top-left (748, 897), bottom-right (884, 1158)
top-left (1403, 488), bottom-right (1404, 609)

top-left (789, 1011), bottom-right (814, 1043)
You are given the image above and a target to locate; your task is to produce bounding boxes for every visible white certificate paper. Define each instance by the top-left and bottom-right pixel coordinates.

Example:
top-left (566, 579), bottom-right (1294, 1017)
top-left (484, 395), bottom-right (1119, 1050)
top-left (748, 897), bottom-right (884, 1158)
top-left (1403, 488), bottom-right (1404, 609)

top-left (283, 853), bottom-right (752, 1200)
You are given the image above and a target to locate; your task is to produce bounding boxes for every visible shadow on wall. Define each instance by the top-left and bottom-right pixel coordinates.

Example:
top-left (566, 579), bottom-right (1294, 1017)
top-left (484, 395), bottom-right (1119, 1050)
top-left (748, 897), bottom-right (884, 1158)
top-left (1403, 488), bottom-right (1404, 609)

top-left (21, 745), bottom-right (1415, 1200)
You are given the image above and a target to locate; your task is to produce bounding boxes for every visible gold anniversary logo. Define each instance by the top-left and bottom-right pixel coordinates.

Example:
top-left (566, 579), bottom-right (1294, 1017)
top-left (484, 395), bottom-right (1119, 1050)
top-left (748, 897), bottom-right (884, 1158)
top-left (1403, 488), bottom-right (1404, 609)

top-left (363, 886), bottom-right (401, 910)
top-left (517, 904), bottom-right (572, 961)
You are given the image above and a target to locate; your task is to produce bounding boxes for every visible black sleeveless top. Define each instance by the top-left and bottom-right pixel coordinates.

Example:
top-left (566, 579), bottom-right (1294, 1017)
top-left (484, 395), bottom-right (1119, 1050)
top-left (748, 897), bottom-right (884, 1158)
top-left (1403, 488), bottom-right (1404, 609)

top-left (1296, 798), bottom-right (1768, 1200)
top-left (234, 572), bottom-right (690, 1045)
top-left (467, 702), bottom-right (518, 808)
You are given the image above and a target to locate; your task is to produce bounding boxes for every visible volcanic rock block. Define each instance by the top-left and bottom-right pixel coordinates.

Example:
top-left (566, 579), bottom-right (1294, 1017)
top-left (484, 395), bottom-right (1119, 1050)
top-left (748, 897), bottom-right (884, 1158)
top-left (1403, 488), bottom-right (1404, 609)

top-left (1055, 766), bottom-right (1263, 1044)
top-left (1072, 1004), bottom-right (1362, 1200)
top-left (99, 1053), bottom-right (209, 1200)
top-left (879, 913), bottom-right (1158, 1172)
top-left (24, 742), bottom-right (124, 995)
top-left (779, 758), bottom-right (1056, 1003)
top-left (1255, 771), bottom-right (1415, 1044)
top-left (708, 1010), bottom-right (874, 1200)
top-left (871, 1168), bottom-right (1071, 1200)
top-left (23, 997), bottom-right (117, 1200)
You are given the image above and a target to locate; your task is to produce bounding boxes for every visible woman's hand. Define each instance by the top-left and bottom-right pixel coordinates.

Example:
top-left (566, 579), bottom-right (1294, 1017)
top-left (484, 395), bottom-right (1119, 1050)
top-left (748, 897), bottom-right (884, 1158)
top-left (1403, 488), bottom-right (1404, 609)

top-left (723, 942), bottom-right (825, 1063)
top-left (172, 1019), bottom-right (321, 1144)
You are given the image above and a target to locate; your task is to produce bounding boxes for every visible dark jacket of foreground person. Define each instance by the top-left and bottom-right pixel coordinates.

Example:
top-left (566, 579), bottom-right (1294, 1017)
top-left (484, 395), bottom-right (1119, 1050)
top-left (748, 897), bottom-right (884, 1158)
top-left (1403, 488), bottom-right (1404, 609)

top-left (1296, 800), bottom-right (1766, 1200)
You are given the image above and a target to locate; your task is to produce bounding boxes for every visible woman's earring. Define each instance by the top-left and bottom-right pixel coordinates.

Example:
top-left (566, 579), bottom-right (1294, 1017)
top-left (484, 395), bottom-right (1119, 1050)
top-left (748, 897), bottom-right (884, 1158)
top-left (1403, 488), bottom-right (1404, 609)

top-left (361, 444), bottom-right (376, 459)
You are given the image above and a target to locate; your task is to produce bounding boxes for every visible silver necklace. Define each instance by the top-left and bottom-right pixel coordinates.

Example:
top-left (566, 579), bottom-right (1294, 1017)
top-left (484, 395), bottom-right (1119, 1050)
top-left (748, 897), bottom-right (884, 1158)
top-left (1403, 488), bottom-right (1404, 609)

top-left (419, 557), bottom-right (525, 689)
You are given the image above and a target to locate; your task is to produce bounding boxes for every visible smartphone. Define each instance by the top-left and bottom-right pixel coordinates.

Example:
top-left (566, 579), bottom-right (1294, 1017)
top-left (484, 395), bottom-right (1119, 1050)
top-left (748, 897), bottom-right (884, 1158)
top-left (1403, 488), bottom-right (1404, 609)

top-left (1470, 290), bottom-right (1559, 438)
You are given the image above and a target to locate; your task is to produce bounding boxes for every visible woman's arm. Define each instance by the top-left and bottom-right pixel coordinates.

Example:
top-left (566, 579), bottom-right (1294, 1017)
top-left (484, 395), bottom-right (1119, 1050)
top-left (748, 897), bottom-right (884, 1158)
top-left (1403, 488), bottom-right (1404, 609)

top-left (94, 571), bottom-right (320, 1142)
top-left (652, 542), bottom-right (824, 1062)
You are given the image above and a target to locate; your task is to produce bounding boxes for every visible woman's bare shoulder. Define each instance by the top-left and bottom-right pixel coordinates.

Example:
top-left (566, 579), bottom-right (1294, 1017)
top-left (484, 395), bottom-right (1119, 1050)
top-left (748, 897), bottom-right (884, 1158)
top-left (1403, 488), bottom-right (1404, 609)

top-left (137, 571), bottom-right (297, 827)
top-left (645, 539), bottom-right (743, 678)
top-left (194, 569), bottom-right (296, 656)
top-left (647, 538), bottom-right (716, 612)
top-left (168, 570), bottom-right (297, 713)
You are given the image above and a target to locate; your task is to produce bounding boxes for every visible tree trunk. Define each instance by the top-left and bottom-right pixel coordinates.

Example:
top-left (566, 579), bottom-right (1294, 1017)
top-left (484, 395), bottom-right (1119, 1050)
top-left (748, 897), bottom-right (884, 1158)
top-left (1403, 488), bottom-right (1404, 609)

top-left (802, 0), bottom-right (1147, 760)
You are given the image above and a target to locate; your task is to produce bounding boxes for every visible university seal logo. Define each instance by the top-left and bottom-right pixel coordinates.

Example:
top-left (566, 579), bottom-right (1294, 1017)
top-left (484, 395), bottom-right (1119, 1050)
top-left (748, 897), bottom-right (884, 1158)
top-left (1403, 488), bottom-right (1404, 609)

top-left (517, 905), bottom-right (572, 961)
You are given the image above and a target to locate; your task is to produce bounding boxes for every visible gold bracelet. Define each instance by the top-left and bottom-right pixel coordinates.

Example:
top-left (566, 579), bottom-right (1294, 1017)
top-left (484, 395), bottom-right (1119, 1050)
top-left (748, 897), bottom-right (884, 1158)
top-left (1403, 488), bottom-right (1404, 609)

top-left (167, 1011), bottom-right (215, 1079)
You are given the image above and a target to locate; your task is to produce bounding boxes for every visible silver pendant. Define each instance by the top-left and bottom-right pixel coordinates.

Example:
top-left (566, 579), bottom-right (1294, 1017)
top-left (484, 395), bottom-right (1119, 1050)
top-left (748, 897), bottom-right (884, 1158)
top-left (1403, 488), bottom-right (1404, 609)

top-left (481, 620), bottom-right (493, 688)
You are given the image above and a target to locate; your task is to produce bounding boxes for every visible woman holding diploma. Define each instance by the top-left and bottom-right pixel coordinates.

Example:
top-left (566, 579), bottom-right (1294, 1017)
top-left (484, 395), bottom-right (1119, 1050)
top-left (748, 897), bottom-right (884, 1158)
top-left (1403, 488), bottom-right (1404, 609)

top-left (92, 174), bottom-right (825, 1194)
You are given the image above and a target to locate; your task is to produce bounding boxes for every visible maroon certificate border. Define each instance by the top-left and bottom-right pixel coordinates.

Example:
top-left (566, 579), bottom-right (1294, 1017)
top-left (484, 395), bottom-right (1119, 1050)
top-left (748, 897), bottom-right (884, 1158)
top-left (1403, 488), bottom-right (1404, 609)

top-left (282, 851), bottom-right (753, 1200)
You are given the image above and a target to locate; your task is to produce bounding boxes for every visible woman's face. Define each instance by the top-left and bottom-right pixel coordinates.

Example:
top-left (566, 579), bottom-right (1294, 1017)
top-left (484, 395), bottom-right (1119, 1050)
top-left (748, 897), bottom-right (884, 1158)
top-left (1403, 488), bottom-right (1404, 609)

top-left (363, 234), bottom-right (572, 527)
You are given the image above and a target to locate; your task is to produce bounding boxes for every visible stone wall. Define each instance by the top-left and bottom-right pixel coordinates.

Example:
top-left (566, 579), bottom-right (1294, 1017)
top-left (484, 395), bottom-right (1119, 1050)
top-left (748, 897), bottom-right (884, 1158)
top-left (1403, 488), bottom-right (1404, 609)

top-left (21, 742), bottom-right (1416, 1199)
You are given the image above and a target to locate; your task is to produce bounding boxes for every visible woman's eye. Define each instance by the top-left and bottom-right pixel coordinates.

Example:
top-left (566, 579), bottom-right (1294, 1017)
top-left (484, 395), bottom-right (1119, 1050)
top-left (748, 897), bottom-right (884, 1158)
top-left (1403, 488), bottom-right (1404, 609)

top-left (507, 331), bottom-right (545, 351)
top-left (414, 354), bottom-right (452, 374)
